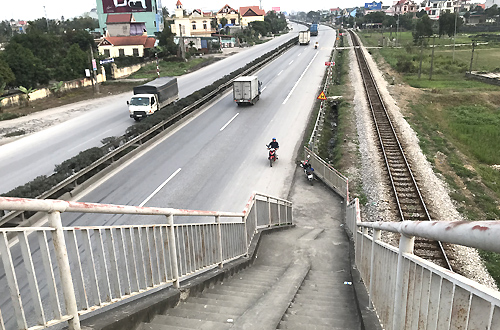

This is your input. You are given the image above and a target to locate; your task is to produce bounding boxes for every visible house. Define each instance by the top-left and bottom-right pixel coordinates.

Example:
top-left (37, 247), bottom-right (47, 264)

top-left (171, 0), bottom-right (216, 37)
top-left (419, 0), bottom-right (460, 19)
top-left (217, 4), bottom-right (239, 26)
top-left (393, 0), bottom-right (418, 15)
top-left (239, 6), bottom-right (265, 26)
top-left (105, 13), bottom-right (147, 37)
top-left (97, 35), bottom-right (156, 58)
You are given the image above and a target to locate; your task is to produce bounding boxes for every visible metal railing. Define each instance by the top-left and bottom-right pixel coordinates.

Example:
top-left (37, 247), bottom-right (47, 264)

top-left (303, 147), bottom-right (348, 201)
top-left (346, 198), bottom-right (500, 330)
top-left (0, 193), bottom-right (292, 330)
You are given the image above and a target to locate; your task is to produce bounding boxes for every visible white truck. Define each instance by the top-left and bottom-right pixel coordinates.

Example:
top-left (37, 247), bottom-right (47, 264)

top-left (299, 30), bottom-right (310, 45)
top-left (127, 77), bottom-right (179, 121)
top-left (233, 76), bottom-right (261, 106)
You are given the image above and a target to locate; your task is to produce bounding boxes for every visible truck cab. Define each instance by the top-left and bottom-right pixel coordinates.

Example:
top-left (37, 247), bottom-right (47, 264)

top-left (128, 94), bottom-right (159, 121)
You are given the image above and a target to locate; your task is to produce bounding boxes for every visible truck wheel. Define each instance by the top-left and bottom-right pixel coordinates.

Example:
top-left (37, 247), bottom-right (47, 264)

top-left (134, 117), bottom-right (141, 122)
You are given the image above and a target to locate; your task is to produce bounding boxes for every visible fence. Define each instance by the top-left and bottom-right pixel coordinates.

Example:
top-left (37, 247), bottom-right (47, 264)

top-left (0, 193), bottom-right (292, 330)
top-left (346, 198), bottom-right (500, 330)
top-left (303, 147), bottom-right (348, 201)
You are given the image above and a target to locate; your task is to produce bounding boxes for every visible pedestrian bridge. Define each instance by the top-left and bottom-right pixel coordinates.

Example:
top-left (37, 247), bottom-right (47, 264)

top-left (0, 148), bottom-right (499, 330)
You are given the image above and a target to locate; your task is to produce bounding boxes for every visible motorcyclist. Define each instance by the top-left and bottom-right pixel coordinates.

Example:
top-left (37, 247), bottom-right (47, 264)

top-left (301, 155), bottom-right (313, 172)
top-left (267, 138), bottom-right (279, 159)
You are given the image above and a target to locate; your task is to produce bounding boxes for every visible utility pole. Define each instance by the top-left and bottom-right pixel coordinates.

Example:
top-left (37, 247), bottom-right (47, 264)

top-left (429, 35), bottom-right (436, 80)
top-left (469, 41), bottom-right (475, 73)
top-left (43, 6), bottom-right (49, 33)
top-left (156, 53), bottom-right (160, 77)
top-left (396, 15), bottom-right (399, 47)
top-left (453, 1), bottom-right (459, 61)
top-left (418, 39), bottom-right (424, 79)
top-left (89, 44), bottom-right (100, 94)
top-left (179, 24), bottom-right (186, 60)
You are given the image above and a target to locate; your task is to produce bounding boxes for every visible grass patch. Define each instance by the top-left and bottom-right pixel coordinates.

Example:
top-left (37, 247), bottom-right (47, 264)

top-left (4, 130), bottom-right (26, 137)
top-left (129, 57), bottom-right (215, 79)
top-left (0, 112), bottom-right (23, 121)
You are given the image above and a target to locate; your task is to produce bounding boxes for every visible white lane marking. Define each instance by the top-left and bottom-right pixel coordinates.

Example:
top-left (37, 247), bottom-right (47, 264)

top-left (139, 168), bottom-right (181, 207)
top-left (68, 128), bottom-right (114, 151)
top-left (220, 113), bottom-right (239, 131)
top-left (278, 70), bottom-right (283, 76)
top-left (283, 52), bottom-right (319, 105)
top-left (289, 60), bottom-right (294, 65)
top-left (298, 53), bottom-right (302, 57)
top-left (261, 86), bottom-right (267, 92)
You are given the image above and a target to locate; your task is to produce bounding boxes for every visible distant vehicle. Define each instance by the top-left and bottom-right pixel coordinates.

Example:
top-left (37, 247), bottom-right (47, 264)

top-left (310, 23), bottom-right (318, 36)
top-left (299, 30), bottom-right (311, 45)
top-left (127, 77), bottom-right (179, 121)
top-left (267, 147), bottom-right (277, 167)
top-left (233, 76), bottom-right (261, 105)
top-left (314, 41), bottom-right (319, 49)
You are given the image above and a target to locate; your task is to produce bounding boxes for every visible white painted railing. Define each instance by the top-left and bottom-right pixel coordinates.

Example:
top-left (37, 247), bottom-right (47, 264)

top-left (303, 147), bottom-right (349, 200)
top-left (346, 198), bottom-right (500, 330)
top-left (0, 193), bottom-right (292, 330)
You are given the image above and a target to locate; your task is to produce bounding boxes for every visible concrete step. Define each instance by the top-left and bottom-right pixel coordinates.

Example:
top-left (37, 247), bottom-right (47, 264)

top-left (163, 308), bottom-right (238, 323)
top-left (150, 314), bottom-right (232, 330)
top-left (293, 292), bottom-right (354, 303)
top-left (175, 301), bottom-right (246, 315)
top-left (281, 313), bottom-right (360, 328)
top-left (278, 320), bottom-right (343, 330)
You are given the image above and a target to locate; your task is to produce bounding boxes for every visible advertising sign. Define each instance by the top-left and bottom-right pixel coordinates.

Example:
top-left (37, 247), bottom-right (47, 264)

top-left (272, 7), bottom-right (281, 12)
top-left (102, 0), bottom-right (153, 13)
top-left (365, 1), bottom-right (382, 10)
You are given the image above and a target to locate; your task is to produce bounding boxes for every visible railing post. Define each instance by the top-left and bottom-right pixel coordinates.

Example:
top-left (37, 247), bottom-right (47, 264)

top-left (393, 234), bottom-right (414, 330)
top-left (166, 214), bottom-right (180, 289)
top-left (267, 197), bottom-right (271, 226)
top-left (254, 197), bottom-right (258, 232)
top-left (48, 211), bottom-right (81, 330)
top-left (243, 216), bottom-right (249, 257)
top-left (216, 215), bottom-right (224, 268)
top-left (369, 229), bottom-right (381, 309)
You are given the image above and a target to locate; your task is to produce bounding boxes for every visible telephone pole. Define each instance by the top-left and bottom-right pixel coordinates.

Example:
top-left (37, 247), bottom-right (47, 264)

top-left (89, 44), bottom-right (100, 94)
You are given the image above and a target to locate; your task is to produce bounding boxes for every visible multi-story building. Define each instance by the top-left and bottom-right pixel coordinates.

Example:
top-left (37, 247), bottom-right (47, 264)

top-left (217, 4), bottom-right (239, 26)
top-left (95, 0), bottom-right (164, 37)
top-left (419, 0), bottom-right (461, 19)
top-left (393, 0), bottom-right (418, 15)
top-left (239, 6), bottom-right (265, 27)
top-left (170, 0), bottom-right (216, 37)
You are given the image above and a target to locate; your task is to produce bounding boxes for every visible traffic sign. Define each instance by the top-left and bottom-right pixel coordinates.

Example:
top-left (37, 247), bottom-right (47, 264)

top-left (317, 91), bottom-right (327, 100)
top-left (100, 58), bottom-right (115, 64)
top-left (92, 59), bottom-right (97, 71)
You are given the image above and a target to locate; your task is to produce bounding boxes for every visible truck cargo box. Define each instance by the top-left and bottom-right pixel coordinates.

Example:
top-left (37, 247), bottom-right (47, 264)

top-left (233, 76), bottom-right (260, 105)
top-left (299, 30), bottom-right (310, 45)
top-left (133, 77), bottom-right (179, 108)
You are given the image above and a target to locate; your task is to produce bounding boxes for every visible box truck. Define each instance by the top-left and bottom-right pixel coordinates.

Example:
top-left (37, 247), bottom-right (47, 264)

top-left (233, 76), bottom-right (261, 105)
top-left (299, 30), bottom-right (310, 45)
top-left (127, 77), bottom-right (179, 121)
top-left (310, 23), bottom-right (318, 36)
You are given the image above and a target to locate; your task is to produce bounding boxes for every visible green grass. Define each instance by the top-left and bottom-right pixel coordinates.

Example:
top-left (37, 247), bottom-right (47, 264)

top-left (129, 58), bottom-right (213, 79)
top-left (0, 112), bottom-right (23, 121)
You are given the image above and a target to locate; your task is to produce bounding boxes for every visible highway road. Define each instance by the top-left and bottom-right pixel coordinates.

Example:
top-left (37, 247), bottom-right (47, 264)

top-left (0, 23), bottom-right (301, 194)
top-left (0, 24), bottom-right (337, 330)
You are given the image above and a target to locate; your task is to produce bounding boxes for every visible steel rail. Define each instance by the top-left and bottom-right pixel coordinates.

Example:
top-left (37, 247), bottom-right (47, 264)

top-left (349, 30), bottom-right (452, 270)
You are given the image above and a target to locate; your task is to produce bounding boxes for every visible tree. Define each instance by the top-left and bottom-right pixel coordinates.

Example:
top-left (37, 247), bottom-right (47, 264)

top-left (220, 17), bottom-right (228, 28)
top-left (0, 58), bottom-right (15, 88)
top-left (413, 14), bottom-right (434, 44)
top-left (2, 42), bottom-right (48, 88)
top-left (265, 11), bottom-right (288, 34)
top-left (18, 86), bottom-right (36, 107)
top-left (57, 44), bottom-right (88, 80)
top-left (485, 5), bottom-right (499, 21)
top-left (157, 25), bottom-right (177, 56)
top-left (0, 20), bottom-right (12, 42)
top-left (439, 11), bottom-right (462, 37)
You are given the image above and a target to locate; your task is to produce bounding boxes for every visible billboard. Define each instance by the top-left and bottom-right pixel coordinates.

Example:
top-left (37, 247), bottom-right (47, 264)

top-left (102, 0), bottom-right (153, 13)
top-left (365, 1), bottom-right (382, 10)
top-left (272, 7), bottom-right (281, 12)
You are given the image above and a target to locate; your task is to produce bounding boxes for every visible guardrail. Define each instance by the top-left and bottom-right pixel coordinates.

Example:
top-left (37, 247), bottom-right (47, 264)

top-left (0, 37), bottom-right (298, 228)
top-left (303, 147), bottom-right (348, 201)
top-left (346, 198), bottom-right (500, 330)
top-left (0, 193), bottom-right (292, 330)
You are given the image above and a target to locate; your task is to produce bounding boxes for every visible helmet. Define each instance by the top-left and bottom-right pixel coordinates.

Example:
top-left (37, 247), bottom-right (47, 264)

top-left (307, 155), bottom-right (311, 159)
top-left (272, 138), bottom-right (276, 141)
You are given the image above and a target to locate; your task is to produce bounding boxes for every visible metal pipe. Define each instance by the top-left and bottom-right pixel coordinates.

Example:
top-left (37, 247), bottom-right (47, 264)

top-left (48, 211), bottom-right (81, 330)
top-left (166, 215), bottom-right (180, 288)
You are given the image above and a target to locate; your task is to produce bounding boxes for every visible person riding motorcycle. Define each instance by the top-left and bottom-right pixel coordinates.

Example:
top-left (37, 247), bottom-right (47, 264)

top-left (267, 138), bottom-right (279, 159)
top-left (301, 155), bottom-right (313, 171)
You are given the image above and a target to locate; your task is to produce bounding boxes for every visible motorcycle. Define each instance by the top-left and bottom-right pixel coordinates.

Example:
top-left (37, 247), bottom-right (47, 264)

top-left (300, 160), bottom-right (314, 185)
top-left (314, 42), bottom-right (318, 49)
top-left (267, 147), bottom-right (277, 167)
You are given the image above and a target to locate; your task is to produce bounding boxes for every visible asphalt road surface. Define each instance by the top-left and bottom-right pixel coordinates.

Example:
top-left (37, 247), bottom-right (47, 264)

top-left (0, 24), bottom-right (337, 330)
top-left (0, 23), bottom-right (301, 194)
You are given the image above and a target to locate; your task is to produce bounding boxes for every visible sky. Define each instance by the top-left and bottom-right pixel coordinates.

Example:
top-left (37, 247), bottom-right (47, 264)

top-left (1, 0), bottom-right (393, 22)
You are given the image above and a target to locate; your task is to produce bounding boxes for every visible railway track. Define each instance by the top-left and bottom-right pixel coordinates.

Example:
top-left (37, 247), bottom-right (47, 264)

top-left (348, 30), bottom-right (452, 270)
